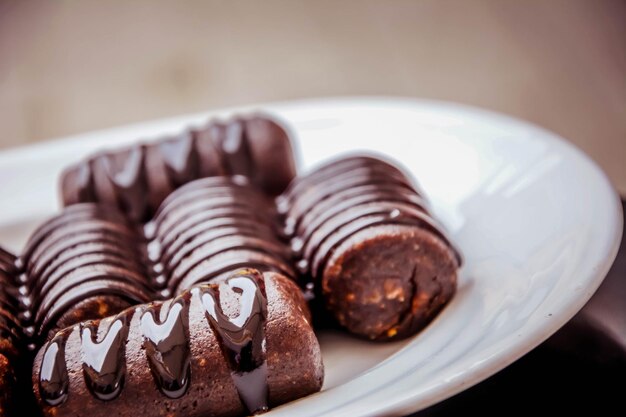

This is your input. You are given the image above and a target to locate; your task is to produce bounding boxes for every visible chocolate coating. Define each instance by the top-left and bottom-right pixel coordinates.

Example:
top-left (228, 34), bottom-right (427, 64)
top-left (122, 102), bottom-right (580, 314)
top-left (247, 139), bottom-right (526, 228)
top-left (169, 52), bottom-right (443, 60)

top-left (148, 177), bottom-right (294, 295)
top-left (283, 155), bottom-right (461, 341)
top-left (19, 204), bottom-right (153, 341)
top-left (141, 296), bottom-right (191, 400)
top-left (39, 329), bottom-right (70, 406)
top-left (61, 115), bottom-right (296, 221)
top-left (32, 270), bottom-right (323, 417)
top-left (21, 175), bottom-right (293, 347)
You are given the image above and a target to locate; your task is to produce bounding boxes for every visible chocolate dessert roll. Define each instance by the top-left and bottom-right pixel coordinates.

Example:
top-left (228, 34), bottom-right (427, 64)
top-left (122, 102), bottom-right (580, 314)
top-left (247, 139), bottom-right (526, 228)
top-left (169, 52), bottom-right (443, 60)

top-left (33, 269), bottom-right (323, 417)
top-left (147, 176), bottom-right (295, 296)
top-left (0, 247), bottom-right (21, 417)
top-left (281, 155), bottom-right (461, 341)
top-left (19, 204), bottom-right (153, 341)
top-left (61, 115), bottom-right (297, 221)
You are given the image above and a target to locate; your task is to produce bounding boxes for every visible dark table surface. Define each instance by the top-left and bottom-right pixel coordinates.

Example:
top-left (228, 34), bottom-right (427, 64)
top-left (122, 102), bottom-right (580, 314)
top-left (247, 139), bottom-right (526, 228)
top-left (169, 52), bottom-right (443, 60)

top-left (410, 200), bottom-right (626, 416)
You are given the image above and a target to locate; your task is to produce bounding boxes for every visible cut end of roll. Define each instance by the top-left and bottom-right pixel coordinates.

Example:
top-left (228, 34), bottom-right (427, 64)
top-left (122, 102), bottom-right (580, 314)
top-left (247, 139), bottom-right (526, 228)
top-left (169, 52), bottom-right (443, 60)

top-left (323, 224), bottom-right (458, 341)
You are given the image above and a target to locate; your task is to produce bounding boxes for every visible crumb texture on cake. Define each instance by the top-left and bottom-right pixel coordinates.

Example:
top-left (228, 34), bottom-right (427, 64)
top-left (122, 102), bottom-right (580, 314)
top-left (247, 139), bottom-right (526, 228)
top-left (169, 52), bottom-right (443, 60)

top-left (280, 155), bottom-right (461, 341)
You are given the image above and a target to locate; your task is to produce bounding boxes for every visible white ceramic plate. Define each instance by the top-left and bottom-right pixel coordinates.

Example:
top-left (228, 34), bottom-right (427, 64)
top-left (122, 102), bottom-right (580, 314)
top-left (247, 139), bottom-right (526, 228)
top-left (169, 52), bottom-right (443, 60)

top-left (0, 98), bottom-right (622, 416)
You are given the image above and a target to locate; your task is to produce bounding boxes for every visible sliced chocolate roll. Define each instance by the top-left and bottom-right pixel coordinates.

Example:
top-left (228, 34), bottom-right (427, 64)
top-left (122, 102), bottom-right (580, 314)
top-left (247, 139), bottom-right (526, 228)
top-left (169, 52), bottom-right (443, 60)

top-left (32, 269), bottom-right (323, 417)
top-left (20, 204), bottom-right (153, 341)
top-left (61, 115), bottom-right (296, 221)
top-left (283, 155), bottom-right (461, 341)
top-left (0, 247), bottom-right (21, 417)
top-left (147, 177), bottom-right (294, 296)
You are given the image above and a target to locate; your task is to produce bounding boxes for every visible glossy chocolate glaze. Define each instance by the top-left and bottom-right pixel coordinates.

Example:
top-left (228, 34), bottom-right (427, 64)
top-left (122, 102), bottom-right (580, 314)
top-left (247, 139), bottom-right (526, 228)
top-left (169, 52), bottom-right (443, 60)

top-left (21, 205), bottom-right (131, 261)
top-left (153, 186), bottom-right (273, 229)
top-left (155, 204), bottom-right (275, 244)
top-left (15, 171), bottom-right (290, 347)
top-left (35, 272), bottom-right (151, 331)
top-left (140, 294), bottom-right (191, 399)
top-left (17, 205), bottom-right (152, 340)
top-left (26, 226), bottom-right (140, 276)
top-left (156, 209), bottom-right (277, 254)
top-left (39, 328), bottom-right (71, 406)
top-left (284, 173), bottom-right (415, 226)
top-left (161, 222), bottom-right (279, 271)
top-left (61, 115), bottom-right (296, 221)
top-left (31, 248), bottom-right (144, 301)
top-left (151, 177), bottom-right (252, 220)
top-left (310, 209), bottom-right (459, 279)
top-left (148, 177), bottom-right (294, 294)
top-left (218, 121), bottom-right (255, 178)
top-left (81, 314), bottom-right (130, 401)
top-left (200, 270), bottom-right (268, 414)
top-left (152, 185), bottom-right (262, 221)
top-left (282, 156), bottom-right (461, 318)
top-left (278, 155), bottom-right (411, 207)
top-left (169, 236), bottom-right (291, 280)
top-left (295, 198), bottom-right (428, 256)
top-left (37, 280), bottom-right (152, 340)
top-left (302, 202), bottom-right (454, 271)
top-left (173, 250), bottom-right (295, 294)
top-left (37, 270), bottom-right (270, 413)
top-left (290, 185), bottom-right (428, 237)
top-left (97, 146), bottom-right (149, 221)
top-left (23, 168), bottom-right (294, 413)
top-left (158, 131), bottom-right (198, 180)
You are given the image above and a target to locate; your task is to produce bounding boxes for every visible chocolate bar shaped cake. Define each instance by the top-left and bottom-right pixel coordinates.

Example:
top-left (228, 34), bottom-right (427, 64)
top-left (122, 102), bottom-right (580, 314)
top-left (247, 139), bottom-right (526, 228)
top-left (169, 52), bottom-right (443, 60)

top-left (20, 204), bottom-right (154, 341)
top-left (32, 268), bottom-right (322, 417)
top-left (146, 176), bottom-right (295, 295)
top-left (280, 155), bottom-right (461, 341)
top-left (61, 115), bottom-right (296, 222)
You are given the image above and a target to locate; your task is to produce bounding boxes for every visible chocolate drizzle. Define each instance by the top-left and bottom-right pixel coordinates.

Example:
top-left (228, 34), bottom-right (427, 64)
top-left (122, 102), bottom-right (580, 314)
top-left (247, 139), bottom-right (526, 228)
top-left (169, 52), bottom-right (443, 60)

top-left (100, 145), bottom-right (148, 221)
top-left (17, 204), bottom-right (152, 340)
top-left (61, 115), bottom-right (295, 221)
top-left (35, 270), bottom-right (270, 411)
top-left (17, 170), bottom-right (288, 346)
top-left (200, 269), bottom-right (269, 414)
top-left (281, 155), bottom-right (463, 294)
top-left (149, 176), bottom-right (293, 294)
top-left (278, 155), bottom-right (415, 210)
top-left (80, 314), bottom-right (130, 401)
top-left (39, 328), bottom-right (71, 406)
top-left (159, 132), bottom-right (198, 188)
top-left (219, 120), bottom-right (254, 177)
top-left (140, 293), bottom-right (192, 399)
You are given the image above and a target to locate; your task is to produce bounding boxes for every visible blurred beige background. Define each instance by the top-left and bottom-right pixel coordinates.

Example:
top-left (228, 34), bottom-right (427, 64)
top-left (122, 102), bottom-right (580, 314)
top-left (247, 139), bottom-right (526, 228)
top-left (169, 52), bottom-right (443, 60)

top-left (1, 0), bottom-right (625, 192)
